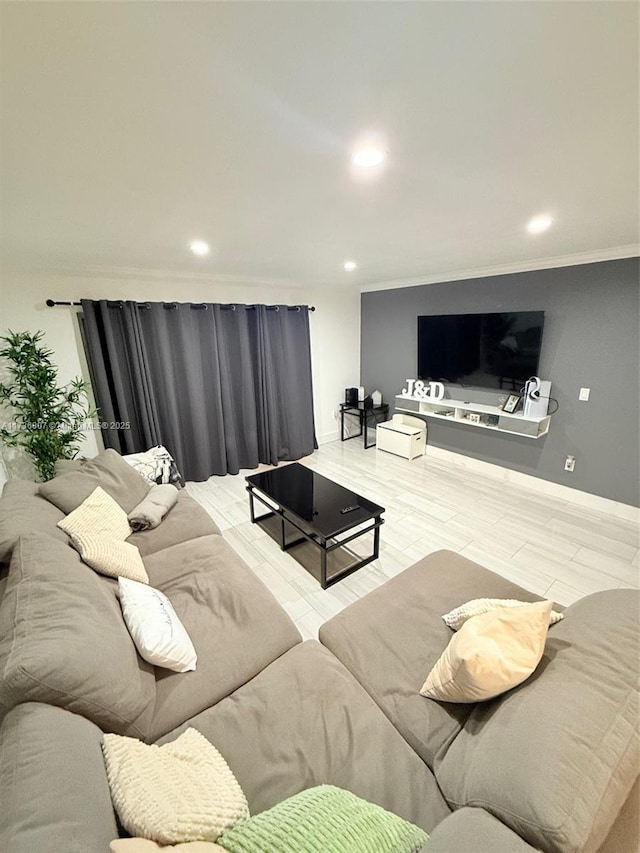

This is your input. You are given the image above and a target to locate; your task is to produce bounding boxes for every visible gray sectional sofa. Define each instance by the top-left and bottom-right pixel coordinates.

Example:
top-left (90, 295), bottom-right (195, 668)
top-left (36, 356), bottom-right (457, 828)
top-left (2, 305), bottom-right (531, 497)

top-left (0, 449), bottom-right (637, 853)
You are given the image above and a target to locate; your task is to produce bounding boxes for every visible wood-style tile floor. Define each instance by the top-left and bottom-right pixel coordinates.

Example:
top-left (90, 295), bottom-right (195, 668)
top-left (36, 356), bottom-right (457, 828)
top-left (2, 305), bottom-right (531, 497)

top-left (185, 441), bottom-right (640, 640)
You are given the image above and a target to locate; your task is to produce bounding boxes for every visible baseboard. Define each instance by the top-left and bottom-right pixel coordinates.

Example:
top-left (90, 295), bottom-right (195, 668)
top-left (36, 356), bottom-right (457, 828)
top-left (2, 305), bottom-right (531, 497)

top-left (425, 444), bottom-right (640, 524)
top-left (317, 430), bottom-right (340, 446)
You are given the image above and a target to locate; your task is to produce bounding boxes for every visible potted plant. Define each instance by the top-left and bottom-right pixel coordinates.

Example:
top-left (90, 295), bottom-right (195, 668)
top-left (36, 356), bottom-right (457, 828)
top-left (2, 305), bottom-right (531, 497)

top-left (0, 330), bottom-right (97, 481)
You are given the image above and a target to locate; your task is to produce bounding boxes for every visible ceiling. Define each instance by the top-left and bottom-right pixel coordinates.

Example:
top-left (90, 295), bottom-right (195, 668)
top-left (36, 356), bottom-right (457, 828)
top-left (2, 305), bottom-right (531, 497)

top-left (1, 2), bottom-right (638, 289)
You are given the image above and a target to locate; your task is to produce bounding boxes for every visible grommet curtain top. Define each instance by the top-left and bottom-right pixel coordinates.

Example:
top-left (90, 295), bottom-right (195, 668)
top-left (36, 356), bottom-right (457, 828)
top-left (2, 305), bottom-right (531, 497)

top-left (46, 299), bottom-right (315, 311)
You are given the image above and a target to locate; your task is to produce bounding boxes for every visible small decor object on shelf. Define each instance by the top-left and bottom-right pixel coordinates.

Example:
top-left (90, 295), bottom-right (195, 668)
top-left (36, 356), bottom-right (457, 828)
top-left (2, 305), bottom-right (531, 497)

top-left (523, 377), bottom-right (552, 418)
top-left (468, 413), bottom-right (481, 424)
top-left (501, 394), bottom-right (521, 414)
top-left (345, 387), bottom-right (359, 406)
top-left (371, 390), bottom-right (383, 406)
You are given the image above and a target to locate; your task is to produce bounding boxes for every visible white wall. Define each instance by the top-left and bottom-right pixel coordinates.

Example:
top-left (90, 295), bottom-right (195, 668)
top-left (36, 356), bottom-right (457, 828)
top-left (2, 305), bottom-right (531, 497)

top-left (0, 271), bottom-right (360, 477)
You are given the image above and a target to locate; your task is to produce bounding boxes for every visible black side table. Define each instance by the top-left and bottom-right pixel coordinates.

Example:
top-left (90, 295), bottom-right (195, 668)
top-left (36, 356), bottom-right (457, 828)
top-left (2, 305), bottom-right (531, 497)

top-left (340, 402), bottom-right (389, 449)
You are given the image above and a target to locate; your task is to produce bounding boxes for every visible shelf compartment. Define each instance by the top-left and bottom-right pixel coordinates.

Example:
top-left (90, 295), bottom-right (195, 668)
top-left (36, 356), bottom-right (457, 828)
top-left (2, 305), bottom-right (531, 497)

top-left (394, 395), bottom-right (551, 440)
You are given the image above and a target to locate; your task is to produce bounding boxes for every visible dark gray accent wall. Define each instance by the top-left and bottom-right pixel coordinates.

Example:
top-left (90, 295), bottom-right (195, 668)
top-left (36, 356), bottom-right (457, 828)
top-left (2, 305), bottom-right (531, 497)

top-left (361, 258), bottom-right (640, 507)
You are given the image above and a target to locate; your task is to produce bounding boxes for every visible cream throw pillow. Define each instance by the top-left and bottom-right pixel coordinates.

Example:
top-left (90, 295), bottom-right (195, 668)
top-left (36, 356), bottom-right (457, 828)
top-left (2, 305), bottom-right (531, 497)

top-left (111, 841), bottom-right (225, 852)
top-left (58, 486), bottom-right (131, 540)
top-left (102, 728), bottom-right (249, 844)
top-left (421, 599), bottom-right (553, 703)
top-left (442, 597), bottom-right (563, 631)
top-left (70, 532), bottom-right (149, 584)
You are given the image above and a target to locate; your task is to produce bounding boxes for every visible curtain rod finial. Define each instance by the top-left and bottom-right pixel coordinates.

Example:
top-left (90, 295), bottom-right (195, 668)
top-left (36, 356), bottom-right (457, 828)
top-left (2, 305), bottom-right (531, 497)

top-left (45, 299), bottom-right (55, 307)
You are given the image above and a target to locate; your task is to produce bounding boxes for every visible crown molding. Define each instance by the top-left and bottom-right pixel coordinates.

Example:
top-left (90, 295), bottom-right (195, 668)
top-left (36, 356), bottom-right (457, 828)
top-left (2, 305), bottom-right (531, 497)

top-left (359, 245), bottom-right (640, 294)
top-left (1, 262), bottom-right (306, 291)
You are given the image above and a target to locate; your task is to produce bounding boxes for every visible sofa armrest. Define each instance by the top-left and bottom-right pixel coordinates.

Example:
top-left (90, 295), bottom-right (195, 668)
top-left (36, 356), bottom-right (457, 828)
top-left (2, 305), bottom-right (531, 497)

top-left (423, 808), bottom-right (540, 852)
top-left (0, 702), bottom-right (119, 853)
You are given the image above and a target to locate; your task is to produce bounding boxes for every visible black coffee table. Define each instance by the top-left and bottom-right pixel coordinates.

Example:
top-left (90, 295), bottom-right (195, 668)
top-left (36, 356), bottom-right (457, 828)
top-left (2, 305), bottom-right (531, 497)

top-left (245, 463), bottom-right (385, 589)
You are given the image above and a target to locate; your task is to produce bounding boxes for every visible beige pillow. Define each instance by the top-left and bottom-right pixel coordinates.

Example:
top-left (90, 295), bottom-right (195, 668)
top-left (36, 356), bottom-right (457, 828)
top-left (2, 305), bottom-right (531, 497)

top-left (102, 727), bottom-right (249, 844)
top-left (71, 533), bottom-right (149, 584)
top-left (111, 842), bottom-right (226, 852)
top-left (421, 599), bottom-right (553, 703)
top-left (58, 486), bottom-right (132, 540)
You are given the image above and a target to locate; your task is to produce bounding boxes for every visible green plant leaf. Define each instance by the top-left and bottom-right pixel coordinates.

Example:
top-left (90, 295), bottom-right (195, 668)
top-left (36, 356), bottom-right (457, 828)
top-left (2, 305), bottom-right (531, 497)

top-left (0, 329), bottom-right (96, 480)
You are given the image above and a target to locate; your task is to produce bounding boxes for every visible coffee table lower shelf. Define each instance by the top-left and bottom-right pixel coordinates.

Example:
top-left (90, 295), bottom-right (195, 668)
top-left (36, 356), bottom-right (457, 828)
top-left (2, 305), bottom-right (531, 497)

top-left (247, 487), bottom-right (384, 589)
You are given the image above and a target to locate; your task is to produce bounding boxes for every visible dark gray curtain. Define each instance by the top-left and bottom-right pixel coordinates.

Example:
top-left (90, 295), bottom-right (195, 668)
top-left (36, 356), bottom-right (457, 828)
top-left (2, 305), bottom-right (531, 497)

top-left (81, 300), bottom-right (317, 480)
top-left (80, 300), bottom-right (161, 453)
top-left (252, 305), bottom-right (317, 463)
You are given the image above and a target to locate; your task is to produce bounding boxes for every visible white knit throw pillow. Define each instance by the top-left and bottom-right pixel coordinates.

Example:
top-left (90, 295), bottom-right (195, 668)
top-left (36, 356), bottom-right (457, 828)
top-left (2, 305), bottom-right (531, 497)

top-left (70, 533), bottom-right (149, 584)
top-left (442, 598), bottom-right (564, 631)
top-left (102, 728), bottom-right (249, 844)
top-left (58, 486), bottom-right (132, 540)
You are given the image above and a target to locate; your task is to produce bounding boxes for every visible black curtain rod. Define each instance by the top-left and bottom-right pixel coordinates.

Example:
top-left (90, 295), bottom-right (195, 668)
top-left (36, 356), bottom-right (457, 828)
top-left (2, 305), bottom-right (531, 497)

top-left (46, 299), bottom-right (315, 312)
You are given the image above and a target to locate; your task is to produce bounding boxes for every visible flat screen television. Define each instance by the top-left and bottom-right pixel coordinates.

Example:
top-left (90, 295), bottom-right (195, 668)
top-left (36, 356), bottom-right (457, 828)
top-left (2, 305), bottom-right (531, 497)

top-left (417, 311), bottom-right (545, 391)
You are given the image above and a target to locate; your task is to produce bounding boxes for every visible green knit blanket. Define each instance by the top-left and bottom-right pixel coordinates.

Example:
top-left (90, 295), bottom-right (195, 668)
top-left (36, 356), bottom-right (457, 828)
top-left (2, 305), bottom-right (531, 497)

top-left (217, 785), bottom-right (428, 853)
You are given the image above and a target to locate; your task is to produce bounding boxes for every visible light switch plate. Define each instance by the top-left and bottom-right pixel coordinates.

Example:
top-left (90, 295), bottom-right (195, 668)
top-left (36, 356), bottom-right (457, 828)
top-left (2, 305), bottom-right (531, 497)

top-left (579, 387), bottom-right (590, 401)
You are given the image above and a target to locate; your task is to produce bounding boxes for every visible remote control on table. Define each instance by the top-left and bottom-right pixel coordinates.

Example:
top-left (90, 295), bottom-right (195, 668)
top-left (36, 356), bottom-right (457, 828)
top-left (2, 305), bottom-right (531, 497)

top-left (340, 505), bottom-right (359, 514)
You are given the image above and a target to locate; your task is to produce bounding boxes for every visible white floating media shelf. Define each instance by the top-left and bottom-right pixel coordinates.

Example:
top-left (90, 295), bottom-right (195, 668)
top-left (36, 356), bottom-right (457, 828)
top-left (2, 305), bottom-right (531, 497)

top-left (394, 395), bottom-right (551, 439)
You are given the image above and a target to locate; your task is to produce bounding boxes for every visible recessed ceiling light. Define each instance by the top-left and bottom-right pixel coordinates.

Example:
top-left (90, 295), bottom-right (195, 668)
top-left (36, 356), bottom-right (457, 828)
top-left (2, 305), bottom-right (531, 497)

top-left (351, 146), bottom-right (386, 168)
top-left (343, 261), bottom-right (357, 271)
top-left (189, 240), bottom-right (210, 256)
top-left (527, 215), bottom-right (553, 235)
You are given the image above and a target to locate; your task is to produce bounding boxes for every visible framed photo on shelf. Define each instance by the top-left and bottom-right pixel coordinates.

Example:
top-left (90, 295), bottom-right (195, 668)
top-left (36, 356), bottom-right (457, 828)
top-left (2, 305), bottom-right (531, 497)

top-left (501, 394), bottom-right (521, 414)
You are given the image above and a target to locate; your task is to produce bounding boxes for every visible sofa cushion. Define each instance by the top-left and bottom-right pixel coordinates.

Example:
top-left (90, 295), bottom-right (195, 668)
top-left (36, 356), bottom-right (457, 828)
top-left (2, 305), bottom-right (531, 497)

top-left (436, 589), bottom-right (640, 853)
top-left (127, 491), bottom-right (221, 556)
top-left (0, 533), bottom-right (156, 739)
top-left (0, 702), bottom-right (119, 853)
top-left (39, 448), bottom-right (150, 514)
top-left (159, 641), bottom-right (451, 834)
top-left (146, 535), bottom-right (302, 739)
top-left (53, 457), bottom-right (86, 475)
top-left (0, 479), bottom-right (68, 566)
top-left (424, 808), bottom-right (540, 853)
top-left (319, 550), bottom-right (545, 769)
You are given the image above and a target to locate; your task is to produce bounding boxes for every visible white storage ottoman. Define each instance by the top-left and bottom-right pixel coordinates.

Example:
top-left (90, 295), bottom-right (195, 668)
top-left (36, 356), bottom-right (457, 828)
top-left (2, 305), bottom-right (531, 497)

top-left (376, 415), bottom-right (426, 460)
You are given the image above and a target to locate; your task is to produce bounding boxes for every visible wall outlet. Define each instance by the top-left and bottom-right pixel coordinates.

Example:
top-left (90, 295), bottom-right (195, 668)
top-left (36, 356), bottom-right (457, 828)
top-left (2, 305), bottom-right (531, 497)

top-left (579, 387), bottom-right (590, 401)
top-left (564, 455), bottom-right (576, 472)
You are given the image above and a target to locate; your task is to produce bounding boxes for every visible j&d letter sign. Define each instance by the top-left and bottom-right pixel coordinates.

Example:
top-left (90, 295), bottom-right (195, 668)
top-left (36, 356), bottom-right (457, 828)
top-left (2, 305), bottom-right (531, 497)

top-left (400, 380), bottom-right (445, 401)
